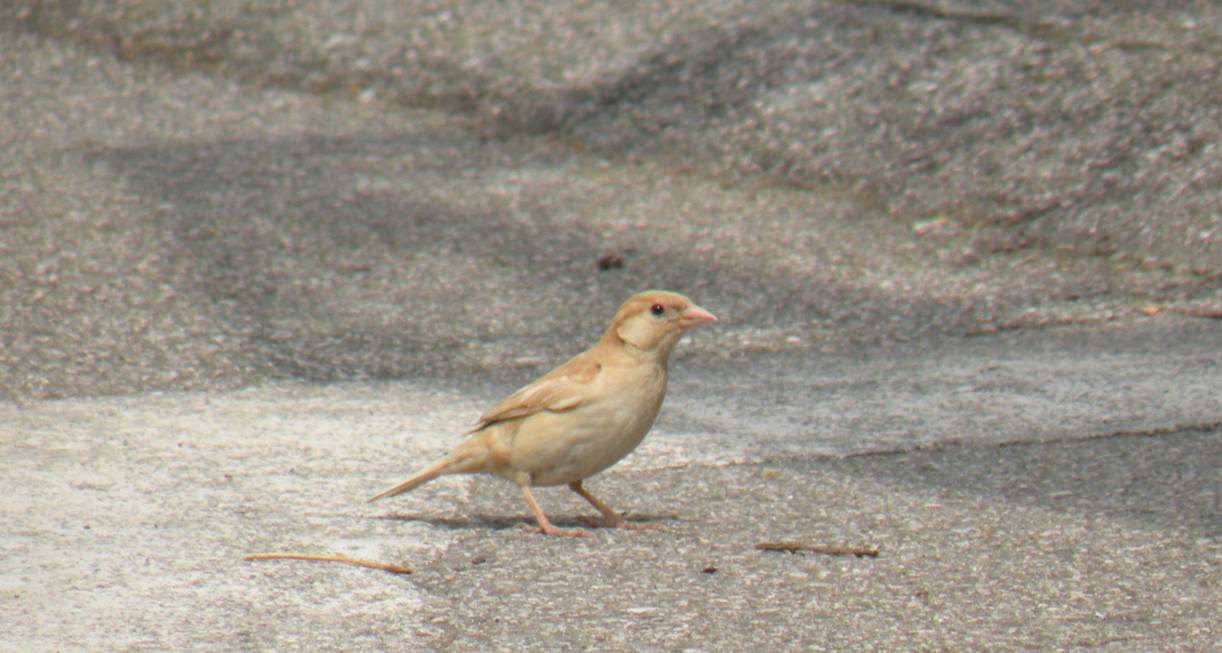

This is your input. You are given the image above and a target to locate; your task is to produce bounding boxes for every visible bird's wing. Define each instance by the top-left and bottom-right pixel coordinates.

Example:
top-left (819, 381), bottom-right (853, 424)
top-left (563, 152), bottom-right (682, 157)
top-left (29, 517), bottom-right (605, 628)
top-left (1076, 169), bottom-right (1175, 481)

top-left (465, 355), bottom-right (603, 433)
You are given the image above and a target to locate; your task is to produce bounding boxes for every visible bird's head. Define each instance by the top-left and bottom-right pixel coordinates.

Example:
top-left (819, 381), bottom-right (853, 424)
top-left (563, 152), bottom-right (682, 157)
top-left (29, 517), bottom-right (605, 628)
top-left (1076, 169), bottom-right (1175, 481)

top-left (601, 290), bottom-right (717, 359)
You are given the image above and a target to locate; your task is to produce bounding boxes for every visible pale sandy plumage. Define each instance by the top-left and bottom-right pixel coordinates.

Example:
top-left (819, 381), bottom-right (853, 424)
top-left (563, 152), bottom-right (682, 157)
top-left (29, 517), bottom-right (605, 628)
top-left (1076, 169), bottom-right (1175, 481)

top-left (369, 290), bottom-right (717, 536)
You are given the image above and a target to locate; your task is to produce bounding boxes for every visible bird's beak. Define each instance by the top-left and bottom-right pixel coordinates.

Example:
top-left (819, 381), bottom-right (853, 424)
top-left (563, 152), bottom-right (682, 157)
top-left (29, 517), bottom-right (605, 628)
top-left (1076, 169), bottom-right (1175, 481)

top-left (678, 304), bottom-right (718, 329)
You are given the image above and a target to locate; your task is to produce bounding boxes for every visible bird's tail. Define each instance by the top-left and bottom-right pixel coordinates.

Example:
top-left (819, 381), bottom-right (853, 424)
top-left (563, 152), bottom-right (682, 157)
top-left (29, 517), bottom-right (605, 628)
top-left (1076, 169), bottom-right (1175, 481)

top-left (367, 447), bottom-right (486, 503)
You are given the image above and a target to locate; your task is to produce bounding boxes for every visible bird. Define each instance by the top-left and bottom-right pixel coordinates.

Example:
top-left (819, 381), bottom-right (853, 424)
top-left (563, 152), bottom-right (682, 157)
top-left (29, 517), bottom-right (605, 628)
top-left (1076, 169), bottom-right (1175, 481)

top-left (369, 290), bottom-right (718, 536)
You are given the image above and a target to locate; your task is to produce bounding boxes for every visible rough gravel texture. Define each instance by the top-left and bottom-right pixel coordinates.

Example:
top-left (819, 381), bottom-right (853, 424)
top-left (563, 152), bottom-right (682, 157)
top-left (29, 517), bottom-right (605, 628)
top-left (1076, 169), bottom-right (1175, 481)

top-left (1, 1), bottom-right (1218, 651)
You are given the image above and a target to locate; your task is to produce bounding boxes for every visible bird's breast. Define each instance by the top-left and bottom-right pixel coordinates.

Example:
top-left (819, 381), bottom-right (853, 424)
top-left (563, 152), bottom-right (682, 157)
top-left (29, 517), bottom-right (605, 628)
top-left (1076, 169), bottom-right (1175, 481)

top-left (512, 362), bottom-right (668, 486)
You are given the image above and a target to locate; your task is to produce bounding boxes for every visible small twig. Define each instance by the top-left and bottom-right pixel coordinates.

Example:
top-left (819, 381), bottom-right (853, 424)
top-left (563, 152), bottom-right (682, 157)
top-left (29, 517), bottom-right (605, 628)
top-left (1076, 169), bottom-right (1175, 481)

top-left (755, 541), bottom-right (880, 558)
top-left (242, 552), bottom-right (413, 575)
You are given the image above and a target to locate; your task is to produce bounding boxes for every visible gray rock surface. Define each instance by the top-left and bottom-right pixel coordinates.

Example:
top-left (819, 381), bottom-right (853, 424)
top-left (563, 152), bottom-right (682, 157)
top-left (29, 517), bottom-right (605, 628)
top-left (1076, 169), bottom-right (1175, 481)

top-left (1, 1), bottom-right (1218, 650)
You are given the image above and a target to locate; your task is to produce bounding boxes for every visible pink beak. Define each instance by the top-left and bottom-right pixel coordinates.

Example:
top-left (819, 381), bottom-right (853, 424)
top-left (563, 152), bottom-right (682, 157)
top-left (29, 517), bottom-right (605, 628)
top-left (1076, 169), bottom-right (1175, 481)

top-left (679, 304), bottom-right (718, 329)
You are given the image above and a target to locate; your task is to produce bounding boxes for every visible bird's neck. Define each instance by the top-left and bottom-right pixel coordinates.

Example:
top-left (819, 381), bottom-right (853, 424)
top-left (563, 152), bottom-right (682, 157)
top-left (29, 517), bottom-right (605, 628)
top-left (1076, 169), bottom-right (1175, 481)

top-left (621, 338), bottom-right (677, 369)
top-left (590, 333), bottom-right (673, 368)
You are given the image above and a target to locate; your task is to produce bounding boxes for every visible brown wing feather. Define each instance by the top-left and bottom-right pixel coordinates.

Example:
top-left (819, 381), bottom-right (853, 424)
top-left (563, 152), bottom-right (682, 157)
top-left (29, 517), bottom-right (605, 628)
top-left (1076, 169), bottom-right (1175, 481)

top-left (465, 354), bottom-right (603, 434)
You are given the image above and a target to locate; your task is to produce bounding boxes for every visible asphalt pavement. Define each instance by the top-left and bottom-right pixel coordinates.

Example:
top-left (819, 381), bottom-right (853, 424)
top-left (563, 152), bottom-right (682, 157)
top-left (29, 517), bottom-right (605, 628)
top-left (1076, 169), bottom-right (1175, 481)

top-left (1, 2), bottom-right (1218, 651)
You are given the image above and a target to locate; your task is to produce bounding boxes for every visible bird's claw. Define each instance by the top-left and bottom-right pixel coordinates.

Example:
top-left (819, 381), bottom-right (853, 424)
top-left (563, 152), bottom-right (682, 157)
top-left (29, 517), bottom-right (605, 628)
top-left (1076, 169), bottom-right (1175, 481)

top-left (524, 524), bottom-right (589, 537)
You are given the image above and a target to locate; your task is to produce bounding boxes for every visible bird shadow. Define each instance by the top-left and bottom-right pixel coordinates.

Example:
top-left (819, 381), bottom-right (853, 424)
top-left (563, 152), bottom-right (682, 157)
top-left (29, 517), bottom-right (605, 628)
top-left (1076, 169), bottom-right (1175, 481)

top-left (374, 511), bottom-right (680, 532)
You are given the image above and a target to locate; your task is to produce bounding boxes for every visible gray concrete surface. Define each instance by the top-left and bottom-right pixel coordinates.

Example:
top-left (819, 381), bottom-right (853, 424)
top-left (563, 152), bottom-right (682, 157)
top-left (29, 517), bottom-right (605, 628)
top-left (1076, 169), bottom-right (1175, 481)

top-left (1, 1), bottom-right (1219, 651)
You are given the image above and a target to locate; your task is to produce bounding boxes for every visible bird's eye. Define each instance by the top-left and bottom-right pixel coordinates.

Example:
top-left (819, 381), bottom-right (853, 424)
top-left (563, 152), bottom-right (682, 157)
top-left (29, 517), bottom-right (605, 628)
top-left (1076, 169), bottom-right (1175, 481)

top-left (650, 303), bottom-right (665, 316)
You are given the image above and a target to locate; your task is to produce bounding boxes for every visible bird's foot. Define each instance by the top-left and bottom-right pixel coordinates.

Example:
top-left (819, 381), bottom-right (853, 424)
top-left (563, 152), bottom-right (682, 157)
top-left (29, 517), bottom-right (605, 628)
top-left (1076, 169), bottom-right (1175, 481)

top-left (524, 523), bottom-right (588, 537)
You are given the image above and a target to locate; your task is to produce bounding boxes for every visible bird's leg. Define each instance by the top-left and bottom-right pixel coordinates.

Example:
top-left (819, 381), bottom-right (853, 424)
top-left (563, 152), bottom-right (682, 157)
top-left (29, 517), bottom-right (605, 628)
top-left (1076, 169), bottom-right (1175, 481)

top-left (518, 479), bottom-right (586, 537)
top-left (569, 481), bottom-right (661, 530)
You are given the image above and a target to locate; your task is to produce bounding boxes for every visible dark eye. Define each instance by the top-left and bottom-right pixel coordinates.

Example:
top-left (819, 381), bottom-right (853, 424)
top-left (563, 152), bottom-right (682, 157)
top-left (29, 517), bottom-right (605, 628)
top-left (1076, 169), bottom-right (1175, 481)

top-left (650, 303), bottom-right (665, 316)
